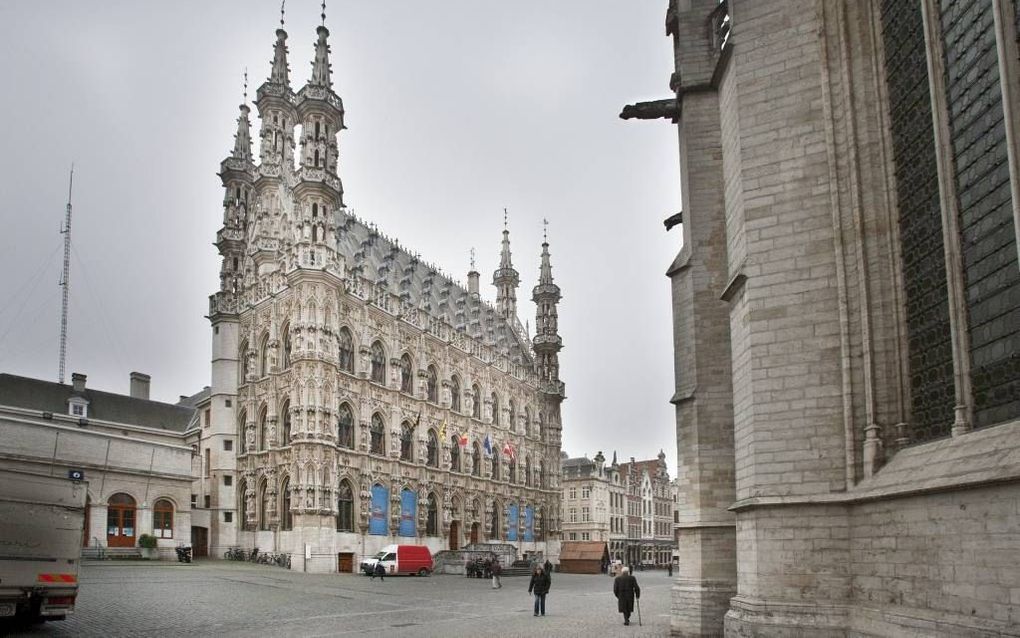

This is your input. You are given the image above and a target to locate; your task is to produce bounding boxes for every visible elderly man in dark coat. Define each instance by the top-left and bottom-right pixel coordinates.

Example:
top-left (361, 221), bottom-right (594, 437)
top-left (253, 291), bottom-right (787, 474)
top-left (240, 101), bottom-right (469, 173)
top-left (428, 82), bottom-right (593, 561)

top-left (613, 566), bottom-right (641, 625)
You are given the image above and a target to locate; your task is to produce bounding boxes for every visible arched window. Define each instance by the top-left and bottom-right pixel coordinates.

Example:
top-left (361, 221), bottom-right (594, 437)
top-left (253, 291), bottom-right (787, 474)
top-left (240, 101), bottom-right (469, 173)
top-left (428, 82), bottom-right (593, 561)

top-left (399, 354), bottom-right (413, 393)
top-left (508, 456), bottom-right (517, 485)
top-left (338, 328), bottom-right (354, 373)
top-left (426, 493), bottom-right (439, 536)
top-left (450, 436), bottom-right (461, 472)
top-left (237, 479), bottom-right (247, 527)
top-left (337, 480), bottom-right (354, 532)
top-left (280, 477), bottom-right (292, 531)
top-left (370, 413), bottom-right (386, 455)
top-left (400, 421), bottom-right (415, 461)
top-left (450, 375), bottom-right (461, 412)
top-left (426, 430), bottom-right (439, 468)
top-left (153, 499), bottom-right (174, 539)
top-left (238, 409), bottom-right (248, 453)
top-left (281, 401), bottom-right (291, 446)
top-left (509, 400), bottom-right (517, 433)
top-left (337, 403), bottom-right (354, 449)
top-left (472, 443), bottom-right (481, 477)
top-left (426, 366), bottom-right (438, 403)
top-left (258, 405), bottom-right (268, 451)
top-left (239, 340), bottom-right (250, 379)
top-left (370, 341), bottom-right (386, 383)
top-left (491, 392), bottom-right (500, 426)
top-left (471, 384), bottom-right (482, 419)
top-left (259, 480), bottom-right (271, 531)
top-left (282, 325), bottom-right (291, 369)
top-left (525, 457), bottom-right (532, 487)
top-left (492, 450), bottom-right (501, 482)
top-left (259, 333), bottom-right (271, 377)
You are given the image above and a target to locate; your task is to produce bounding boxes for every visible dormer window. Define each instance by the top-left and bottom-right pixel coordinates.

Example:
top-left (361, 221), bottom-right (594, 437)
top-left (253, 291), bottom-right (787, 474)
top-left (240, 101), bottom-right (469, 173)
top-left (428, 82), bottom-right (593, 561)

top-left (68, 399), bottom-right (88, 418)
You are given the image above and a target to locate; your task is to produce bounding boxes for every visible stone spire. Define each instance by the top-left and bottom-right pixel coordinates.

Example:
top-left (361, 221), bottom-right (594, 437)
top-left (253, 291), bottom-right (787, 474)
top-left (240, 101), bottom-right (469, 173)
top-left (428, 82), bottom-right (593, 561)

top-left (532, 224), bottom-right (563, 394)
top-left (270, 29), bottom-right (291, 87)
top-left (493, 210), bottom-right (520, 320)
top-left (309, 2), bottom-right (333, 88)
top-left (231, 73), bottom-right (253, 163)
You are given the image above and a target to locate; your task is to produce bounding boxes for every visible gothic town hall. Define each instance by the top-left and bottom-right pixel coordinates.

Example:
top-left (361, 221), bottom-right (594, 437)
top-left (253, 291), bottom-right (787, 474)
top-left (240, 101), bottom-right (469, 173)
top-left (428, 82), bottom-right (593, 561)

top-left (200, 15), bottom-right (566, 571)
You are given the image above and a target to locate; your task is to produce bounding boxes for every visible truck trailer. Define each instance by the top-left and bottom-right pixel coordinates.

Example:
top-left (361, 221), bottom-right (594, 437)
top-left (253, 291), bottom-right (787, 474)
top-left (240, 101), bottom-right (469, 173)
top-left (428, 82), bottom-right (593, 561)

top-left (0, 468), bottom-right (87, 623)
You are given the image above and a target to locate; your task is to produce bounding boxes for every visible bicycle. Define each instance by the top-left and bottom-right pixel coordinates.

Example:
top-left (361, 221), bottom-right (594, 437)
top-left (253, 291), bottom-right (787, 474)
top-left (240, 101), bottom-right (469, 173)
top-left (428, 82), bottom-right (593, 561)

top-left (224, 546), bottom-right (246, 561)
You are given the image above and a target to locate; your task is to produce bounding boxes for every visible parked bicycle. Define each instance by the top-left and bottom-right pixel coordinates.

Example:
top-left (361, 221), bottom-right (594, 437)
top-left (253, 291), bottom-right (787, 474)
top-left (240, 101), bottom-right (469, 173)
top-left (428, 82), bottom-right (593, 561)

top-left (224, 546), bottom-right (246, 561)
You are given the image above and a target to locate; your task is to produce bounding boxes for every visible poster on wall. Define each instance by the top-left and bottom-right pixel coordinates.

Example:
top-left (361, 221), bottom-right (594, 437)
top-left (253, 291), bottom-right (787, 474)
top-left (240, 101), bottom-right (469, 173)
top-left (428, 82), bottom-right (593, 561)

top-left (524, 505), bottom-right (534, 542)
top-left (399, 489), bottom-right (417, 537)
top-left (507, 503), bottom-right (519, 542)
top-left (369, 485), bottom-right (389, 536)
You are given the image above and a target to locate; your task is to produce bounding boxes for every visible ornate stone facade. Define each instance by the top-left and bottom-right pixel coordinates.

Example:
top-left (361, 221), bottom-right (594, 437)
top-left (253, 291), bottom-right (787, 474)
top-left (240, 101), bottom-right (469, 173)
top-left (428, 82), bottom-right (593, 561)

top-left (203, 14), bottom-right (565, 572)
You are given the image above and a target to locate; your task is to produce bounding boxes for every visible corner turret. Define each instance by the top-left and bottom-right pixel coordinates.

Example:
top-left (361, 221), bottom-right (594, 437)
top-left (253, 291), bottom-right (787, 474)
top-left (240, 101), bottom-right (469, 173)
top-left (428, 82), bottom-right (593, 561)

top-left (493, 212), bottom-right (520, 320)
top-left (532, 224), bottom-right (563, 397)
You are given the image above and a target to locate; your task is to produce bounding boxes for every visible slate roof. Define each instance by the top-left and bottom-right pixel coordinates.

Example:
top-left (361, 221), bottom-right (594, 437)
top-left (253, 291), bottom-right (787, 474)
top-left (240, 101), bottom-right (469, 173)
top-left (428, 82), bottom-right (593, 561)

top-left (561, 456), bottom-right (596, 479)
top-left (334, 209), bottom-right (532, 364)
top-left (0, 373), bottom-right (196, 433)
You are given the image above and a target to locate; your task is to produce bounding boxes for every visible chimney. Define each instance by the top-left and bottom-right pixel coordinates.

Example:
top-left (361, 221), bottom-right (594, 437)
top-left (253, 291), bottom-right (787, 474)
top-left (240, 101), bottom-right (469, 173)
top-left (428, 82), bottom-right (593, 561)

top-left (467, 269), bottom-right (480, 298)
top-left (130, 372), bottom-right (151, 400)
top-left (71, 372), bottom-right (86, 394)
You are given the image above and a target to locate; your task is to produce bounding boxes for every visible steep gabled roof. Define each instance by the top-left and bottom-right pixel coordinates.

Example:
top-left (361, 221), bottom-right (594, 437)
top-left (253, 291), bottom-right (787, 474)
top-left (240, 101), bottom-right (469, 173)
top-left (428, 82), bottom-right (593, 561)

top-left (334, 209), bottom-right (533, 364)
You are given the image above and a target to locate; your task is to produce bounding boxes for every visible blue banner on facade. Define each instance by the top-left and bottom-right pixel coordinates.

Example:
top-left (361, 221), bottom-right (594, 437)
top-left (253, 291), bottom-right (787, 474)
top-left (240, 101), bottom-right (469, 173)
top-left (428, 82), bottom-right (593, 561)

top-left (369, 484), bottom-right (389, 536)
top-left (507, 503), bottom-right (519, 541)
top-left (524, 505), bottom-right (534, 542)
top-left (399, 489), bottom-right (417, 537)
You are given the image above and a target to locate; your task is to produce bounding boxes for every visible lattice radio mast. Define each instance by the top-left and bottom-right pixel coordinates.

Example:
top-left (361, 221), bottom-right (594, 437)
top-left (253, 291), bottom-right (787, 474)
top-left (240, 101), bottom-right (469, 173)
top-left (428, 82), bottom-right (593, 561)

top-left (58, 165), bottom-right (73, 384)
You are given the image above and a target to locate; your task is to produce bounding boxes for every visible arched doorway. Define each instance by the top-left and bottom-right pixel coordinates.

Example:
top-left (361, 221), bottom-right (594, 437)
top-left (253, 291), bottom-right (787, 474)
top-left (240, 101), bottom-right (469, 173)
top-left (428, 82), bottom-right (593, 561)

top-left (470, 522), bottom-right (480, 545)
top-left (449, 520), bottom-right (460, 550)
top-left (106, 493), bottom-right (137, 548)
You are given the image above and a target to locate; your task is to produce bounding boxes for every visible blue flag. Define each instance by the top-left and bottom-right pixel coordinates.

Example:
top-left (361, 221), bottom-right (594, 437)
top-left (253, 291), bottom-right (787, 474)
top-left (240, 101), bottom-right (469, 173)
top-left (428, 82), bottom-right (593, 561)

top-left (483, 434), bottom-right (493, 457)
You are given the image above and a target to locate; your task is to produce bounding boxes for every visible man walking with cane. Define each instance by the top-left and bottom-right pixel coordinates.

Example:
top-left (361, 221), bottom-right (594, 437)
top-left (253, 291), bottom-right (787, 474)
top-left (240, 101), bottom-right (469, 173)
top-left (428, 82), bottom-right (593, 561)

top-left (613, 566), bottom-right (641, 626)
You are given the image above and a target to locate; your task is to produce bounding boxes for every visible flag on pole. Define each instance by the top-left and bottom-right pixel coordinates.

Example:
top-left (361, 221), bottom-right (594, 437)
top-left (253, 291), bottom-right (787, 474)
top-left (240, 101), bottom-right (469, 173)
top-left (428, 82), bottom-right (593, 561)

top-left (439, 418), bottom-right (447, 440)
top-left (483, 434), bottom-right (493, 457)
top-left (457, 432), bottom-right (468, 448)
top-left (502, 441), bottom-right (516, 462)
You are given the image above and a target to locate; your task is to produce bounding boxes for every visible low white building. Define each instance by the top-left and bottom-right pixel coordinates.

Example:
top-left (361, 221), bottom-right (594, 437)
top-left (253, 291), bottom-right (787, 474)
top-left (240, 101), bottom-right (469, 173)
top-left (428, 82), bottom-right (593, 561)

top-left (0, 372), bottom-right (196, 559)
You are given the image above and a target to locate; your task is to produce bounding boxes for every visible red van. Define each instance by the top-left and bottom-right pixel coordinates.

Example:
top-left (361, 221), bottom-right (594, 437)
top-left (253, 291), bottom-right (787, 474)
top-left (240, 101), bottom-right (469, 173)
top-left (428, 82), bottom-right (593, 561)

top-left (360, 544), bottom-right (433, 576)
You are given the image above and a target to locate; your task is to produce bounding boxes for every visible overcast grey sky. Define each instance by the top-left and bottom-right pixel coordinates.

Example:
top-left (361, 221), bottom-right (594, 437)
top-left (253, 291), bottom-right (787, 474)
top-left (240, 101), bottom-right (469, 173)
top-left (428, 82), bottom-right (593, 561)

top-left (0, 2), bottom-right (682, 472)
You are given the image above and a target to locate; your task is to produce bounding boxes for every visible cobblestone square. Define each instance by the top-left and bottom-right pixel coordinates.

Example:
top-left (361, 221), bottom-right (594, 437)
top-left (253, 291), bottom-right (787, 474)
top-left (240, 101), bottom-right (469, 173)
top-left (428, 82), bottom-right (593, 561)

top-left (4, 561), bottom-right (672, 637)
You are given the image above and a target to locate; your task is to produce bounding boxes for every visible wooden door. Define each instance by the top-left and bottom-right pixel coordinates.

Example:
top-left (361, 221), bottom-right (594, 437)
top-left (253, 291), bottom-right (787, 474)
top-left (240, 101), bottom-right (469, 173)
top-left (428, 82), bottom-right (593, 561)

top-left (449, 521), bottom-right (460, 550)
top-left (470, 522), bottom-right (479, 545)
top-left (82, 495), bottom-right (91, 547)
top-left (106, 493), bottom-right (137, 548)
top-left (338, 552), bottom-right (354, 573)
top-left (191, 526), bottom-right (209, 557)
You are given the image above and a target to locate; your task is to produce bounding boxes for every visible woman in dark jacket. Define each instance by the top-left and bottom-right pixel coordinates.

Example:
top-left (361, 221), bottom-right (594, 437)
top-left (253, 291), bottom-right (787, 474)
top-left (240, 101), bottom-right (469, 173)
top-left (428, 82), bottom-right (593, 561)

top-left (613, 566), bottom-right (640, 625)
top-left (528, 565), bottom-right (551, 617)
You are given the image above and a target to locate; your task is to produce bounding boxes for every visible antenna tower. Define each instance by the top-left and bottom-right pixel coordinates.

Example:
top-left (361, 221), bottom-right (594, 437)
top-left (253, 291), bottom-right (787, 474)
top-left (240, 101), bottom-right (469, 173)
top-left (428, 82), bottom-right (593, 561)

top-left (58, 165), bottom-right (73, 384)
